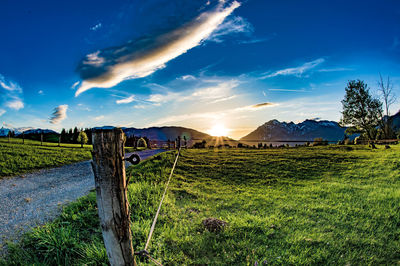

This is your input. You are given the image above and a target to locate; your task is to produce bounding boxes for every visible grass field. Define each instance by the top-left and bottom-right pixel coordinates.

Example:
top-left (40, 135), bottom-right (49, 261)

top-left (0, 138), bottom-right (92, 177)
top-left (1, 145), bottom-right (400, 265)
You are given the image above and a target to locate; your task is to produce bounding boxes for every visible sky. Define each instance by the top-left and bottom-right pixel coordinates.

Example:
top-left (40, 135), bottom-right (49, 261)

top-left (1, 0), bottom-right (400, 139)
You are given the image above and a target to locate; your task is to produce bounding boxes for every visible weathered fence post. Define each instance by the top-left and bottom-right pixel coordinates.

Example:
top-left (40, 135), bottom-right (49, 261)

top-left (40, 132), bottom-right (43, 146)
top-left (91, 128), bottom-right (137, 266)
top-left (58, 135), bottom-right (61, 147)
top-left (22, 132), bottom-right (24, 144)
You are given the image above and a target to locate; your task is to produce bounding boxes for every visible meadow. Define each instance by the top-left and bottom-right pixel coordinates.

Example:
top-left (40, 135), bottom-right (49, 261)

top-left (1, 145), bottom-right (400, 265)
top-left (0, 138), bottom-right (92, 177)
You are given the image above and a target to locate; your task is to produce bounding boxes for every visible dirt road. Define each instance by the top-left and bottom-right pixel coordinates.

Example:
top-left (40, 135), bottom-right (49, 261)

top-left (0, 149), bottom-right (166, 252)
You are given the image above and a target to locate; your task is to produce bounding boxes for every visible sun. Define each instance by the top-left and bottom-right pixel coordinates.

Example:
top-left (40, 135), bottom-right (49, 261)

top-left (208, 124), bottom-right (229, 137)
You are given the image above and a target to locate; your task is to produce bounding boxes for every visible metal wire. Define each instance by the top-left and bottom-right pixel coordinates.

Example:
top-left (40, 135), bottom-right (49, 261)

top-left (144, 148), bottom-right (181, 251)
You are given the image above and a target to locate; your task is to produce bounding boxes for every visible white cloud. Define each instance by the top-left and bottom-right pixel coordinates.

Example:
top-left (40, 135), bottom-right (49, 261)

top-left (210, 95), bottom-right (237, 103)
top-left (49, 105), bottom-right (68, 124)
top-left (147, 80), bottom-right (239, 104)
top-left (5, 98), bottom-right (24, 110)
top-left (207, 15), bottom-right (253, 43)
top-left (116, 95), bottom-right (135, 104)
top-left (0, 109), bottom-right (5, 117)
top-left (0, 74), bottom-right (24, 111)
top-left (0, 75), bottom-right (22, 92)
top-left (75, 1), bottom-right (241, 96)
top-left (179, 75), bottom-right (197, 81)
top-left (94, 115), bottom-right (105, 121)
top-left (71, 81), bottom-right (80, 89)
top-left (38, 90), bottom-right (44, 95)
top-left (317, 67), bottom-right (354, 72)
top-left (148, 91), bottom-right (181, 104)
top-left (261, 58), bottom-right (325, 79)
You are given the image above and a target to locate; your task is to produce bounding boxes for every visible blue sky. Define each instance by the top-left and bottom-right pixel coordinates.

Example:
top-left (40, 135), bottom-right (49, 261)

top-left (1, 0), bottom-right (399, 138)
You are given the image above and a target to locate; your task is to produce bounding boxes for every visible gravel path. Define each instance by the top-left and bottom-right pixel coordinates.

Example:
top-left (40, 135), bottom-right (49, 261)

top-left (0, 149), bottom-right (166, 253)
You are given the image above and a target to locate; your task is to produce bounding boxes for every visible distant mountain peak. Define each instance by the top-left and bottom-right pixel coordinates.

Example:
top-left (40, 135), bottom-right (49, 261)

top-left (242, 119), bottom-right (345, 141)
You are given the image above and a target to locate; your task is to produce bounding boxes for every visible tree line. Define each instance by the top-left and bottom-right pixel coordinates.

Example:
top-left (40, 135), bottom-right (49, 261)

top-left (60, 127), bottom-right (92, 145)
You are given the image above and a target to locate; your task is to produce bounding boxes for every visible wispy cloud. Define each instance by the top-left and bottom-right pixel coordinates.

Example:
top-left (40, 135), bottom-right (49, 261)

top-left (179, 75), bottom-right (197, 81)
top-left (49, 105), bottom-right (68, 124)
top-left (317, 67), bottom-right (354, 72)
top-left (0, 74), bottom-right (22, 92)
top-left (0, 109), bottom-right (5, 117)
top-left (75, 1), bottom-right (241, 96)
top-left (147, 80), bottom-right (239, 104)
top-left (0, 74), bottom-right (24, 110)
top-left (261, 58), bottom-right (325, 79)
top-left (77, 103), bottom-right (91, 111)
top-left (116, 95), bottom-right (135, 104)
top-left (234, 102), bottom-right (276, 112)
top-left (71, 81), bottom-right (80, 89)
top-left (210, 95), bottom-right (237, 103)
top-left (5, 98), bottom-right (24, 110)
top-left (207, 15), bottom-right (253, 43)
top-left (94, 115), bottom-right (105, 121)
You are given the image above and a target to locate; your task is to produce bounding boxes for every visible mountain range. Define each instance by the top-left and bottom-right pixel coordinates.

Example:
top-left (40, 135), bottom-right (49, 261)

top-left (2, 111), bottom-right (399, 141)
top-left (0, 127), bottom-right (57, 136)
top-left (240, 119), bottom-right (349, 142)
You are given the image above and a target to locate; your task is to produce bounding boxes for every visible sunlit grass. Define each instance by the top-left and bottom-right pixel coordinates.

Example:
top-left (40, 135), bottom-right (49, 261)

top-left (0, 138), bottom-right (92, 177)
top-left (2, 145), bottom-right (400, 265)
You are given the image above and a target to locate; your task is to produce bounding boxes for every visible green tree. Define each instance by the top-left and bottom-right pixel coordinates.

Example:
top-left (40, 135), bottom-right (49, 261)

top-left (77, 131), bottom-right (88, 148)
top-left (341, 80), bottom-right (383, 140)
top-left (60, 128), bottom-right (67, 143)
top-left (73, 127), bottom-right (79, 143)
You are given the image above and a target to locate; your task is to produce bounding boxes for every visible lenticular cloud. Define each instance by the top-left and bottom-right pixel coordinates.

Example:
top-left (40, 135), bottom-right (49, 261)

top-left (75, 1), bottom-right (240, 96)
top-left (49, 105), bottom-right (68, 124)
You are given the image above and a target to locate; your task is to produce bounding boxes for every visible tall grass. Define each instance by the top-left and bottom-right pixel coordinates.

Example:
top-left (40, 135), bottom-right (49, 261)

top-left (1, 145), bottom-right (400, 265)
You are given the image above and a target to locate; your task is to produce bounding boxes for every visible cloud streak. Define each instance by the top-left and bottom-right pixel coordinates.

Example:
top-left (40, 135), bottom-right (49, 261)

top-left (116, 95), bottom-right (135, 104)
top-left (261, 58), bottom-right (325, 79)
top-left (0, 74), bottom-right (24, 110)
top-left (207, 15), bottom-right (253, 43)
top-left (75, 1), bottom-right (240, 96)
top-left (147, 80), bottom-right (239, 104)
top-left (49, 105), bottom-right (68, 124)
top-left (0, 75), bottom-right (22, 93)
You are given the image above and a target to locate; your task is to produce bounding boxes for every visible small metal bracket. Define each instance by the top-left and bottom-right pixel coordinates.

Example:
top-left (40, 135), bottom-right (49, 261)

top-left (124, 153), bottom-right (140, 165)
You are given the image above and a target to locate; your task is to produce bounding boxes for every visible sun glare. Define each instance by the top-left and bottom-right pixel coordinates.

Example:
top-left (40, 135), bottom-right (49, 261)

top-left (208, 124), bottom-right (229, 137)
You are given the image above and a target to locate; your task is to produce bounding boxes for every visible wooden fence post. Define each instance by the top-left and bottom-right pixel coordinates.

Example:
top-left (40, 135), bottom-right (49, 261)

top-left (22, 132), bottom-right (24, 144)
top-left (91, 128), bottom-right (136, 266)
top-left (40, 132), bottom-right (43, 146)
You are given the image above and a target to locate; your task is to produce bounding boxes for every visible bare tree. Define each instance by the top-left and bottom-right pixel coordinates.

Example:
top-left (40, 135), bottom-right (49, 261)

top-left (378, 74), bottom-right (396, 138)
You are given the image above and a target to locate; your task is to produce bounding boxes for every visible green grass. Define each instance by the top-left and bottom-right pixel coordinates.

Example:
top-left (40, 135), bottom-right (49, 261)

top-left (0, 138), bottom-right (92, 177)
top-left (2, 145), bottom-right (400, 265)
